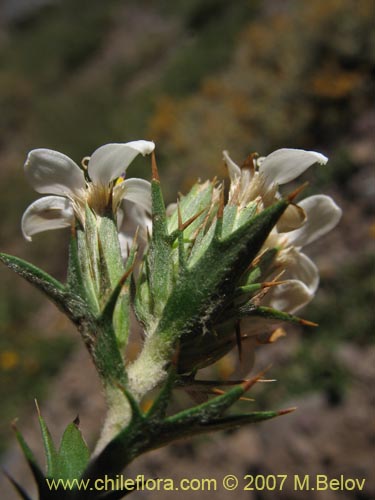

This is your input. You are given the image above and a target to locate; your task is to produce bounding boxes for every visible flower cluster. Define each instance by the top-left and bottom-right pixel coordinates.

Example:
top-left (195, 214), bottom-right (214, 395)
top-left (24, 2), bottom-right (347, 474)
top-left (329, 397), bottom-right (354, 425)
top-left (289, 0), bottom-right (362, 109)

top-left (1, 139), bottom-right (343, 498)
top-left (21, 140), bottom-right (154, 240)
top-left (19, 142), bottom-right (342, 382)
top-left (223, 148), bottom-right (342, 314)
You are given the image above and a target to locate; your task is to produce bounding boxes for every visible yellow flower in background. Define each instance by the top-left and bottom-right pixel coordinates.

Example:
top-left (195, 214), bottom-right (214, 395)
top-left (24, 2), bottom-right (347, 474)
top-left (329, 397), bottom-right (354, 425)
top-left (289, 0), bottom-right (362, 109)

top-left (0, 350), bottom-right (20, 371)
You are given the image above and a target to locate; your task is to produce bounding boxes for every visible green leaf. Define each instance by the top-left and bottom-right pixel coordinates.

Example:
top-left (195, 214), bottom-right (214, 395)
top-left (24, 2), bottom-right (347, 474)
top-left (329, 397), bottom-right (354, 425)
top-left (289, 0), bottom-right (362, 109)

top-left (239, 305), bottom-right (317, 327)
top-left (100, 242), bottom-right (137, 349)
top-left (76, 228), bottom-right (101, 313)
top-left (166, 378), bottom-right (251, 426)
top-left (97, 216), bottom-right (128, 346)
top-left (167, 181), bottom-right (213, 240)
top-left (97, 216), bottom-right (124, 288)
top-left (0, 251), bottom-right (92, 327)
top-left (147, 178), bottom-right (173, 317)
top-left (233, 202), bottom-right (257, 230)
top-left (190, 409), bottom-right (290, 432)
top-left (57, 419), bottom-right (90, 481)
top-left (36, 404), bottom-right (59, 478)
top-left (221, 204), bottom-right (238, 238)
top-left (0, 252), bottom-right (65, 303)
top-left (90, 320), bottom-right (128, 386)
top-left (13, 423), bottom-right (49, 496)
top-left (156, 199), bottom-right (289, 347)
top-left (67, 228), bottom-right (87, 296)
top-left (84, 205), bottom-right (101, 295)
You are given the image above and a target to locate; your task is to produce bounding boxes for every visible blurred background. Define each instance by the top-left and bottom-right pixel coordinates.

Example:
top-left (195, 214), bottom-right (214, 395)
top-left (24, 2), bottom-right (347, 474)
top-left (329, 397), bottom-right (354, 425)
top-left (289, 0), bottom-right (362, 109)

top-left (0, 0), bottom-right (373, 498)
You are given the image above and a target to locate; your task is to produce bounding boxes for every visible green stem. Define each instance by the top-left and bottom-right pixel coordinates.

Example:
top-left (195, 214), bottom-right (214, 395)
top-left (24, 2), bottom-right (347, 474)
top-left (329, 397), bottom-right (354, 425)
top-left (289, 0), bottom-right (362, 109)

top-left (94, 332), bottom-right (173, 452)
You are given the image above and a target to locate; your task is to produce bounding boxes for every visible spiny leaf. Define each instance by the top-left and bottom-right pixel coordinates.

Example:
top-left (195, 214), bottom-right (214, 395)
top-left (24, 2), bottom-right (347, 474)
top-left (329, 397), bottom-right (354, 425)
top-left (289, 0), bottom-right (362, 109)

top-left (167, 181), bottom-right (214, 238)
top-left (239, 305), bottom-right (318, 327)
top-left (67, 227), bottom-right (87, 297)
top-left (0, 237), bottom-right (93, 326)
top-left (97, 216), bottom-right (128, 346)
top-left (12, 422), bottom-right (48, 496)
top-left (36, 401), bottom-right (59, 478)
top-left (166, 374), bottom-right (261, 426)
top-left (91, 320), bottom-right (128, 386)
top-left (0, 252), bottom-right (65, 302)
top-left (151, 173), bottom-right (168, 239)
top-left (233, 202), bottom-right (258, 231)
top-left (84, 205), bottom-right (100, 295)
top-left (97, 216), bottom-right (125, 288)
top-left (156, 199), bottom-right (289, 346)
top-left (146, 176), bottom-right (173, 316)
top-left (187, 408), bottom-right (295, 432)
top-left (100, 244), bottom-right (136, 325)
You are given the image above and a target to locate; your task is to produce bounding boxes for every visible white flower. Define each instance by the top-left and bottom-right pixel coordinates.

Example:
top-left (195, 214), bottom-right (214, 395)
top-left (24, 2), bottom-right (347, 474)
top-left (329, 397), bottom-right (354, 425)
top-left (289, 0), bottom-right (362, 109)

top-left (223, 148), bottom-right (342, 313)
top-left (265, 194), bottom-right (342, 313)
top-left (21, 141), bottom-right (155, 241)
top-left (224, 148), bottom-right (328, 231)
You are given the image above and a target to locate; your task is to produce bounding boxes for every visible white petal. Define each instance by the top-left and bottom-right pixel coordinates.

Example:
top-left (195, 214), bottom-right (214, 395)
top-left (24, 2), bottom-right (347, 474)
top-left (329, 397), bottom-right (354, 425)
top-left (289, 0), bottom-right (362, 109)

top-left (286, 195), bottom-right (342, 247)
top-left (24, 149), bottom-right (85, 196)
top-left (260, 148), bottom-right (328, 186)
top-left (114, 178), bottom-right (152, 212)
top-left (127, 202), bottom-right (152, 231)
top-left (118, 232), bottom-right (133, 260)
top-left (281, 248), bottom-right (319, 294)
top-left (88, 141), bottom-right (155, 185)
top-left (223, 150), bottom-right (241, 182)
top-left (21, 196), bottom-right (74, 241)
top-left (268, 279), bottom-right (314, 314)
top-left (166, 202), bottom-right (177, 217)
top-left (118, 199), bottom-right (152, 240)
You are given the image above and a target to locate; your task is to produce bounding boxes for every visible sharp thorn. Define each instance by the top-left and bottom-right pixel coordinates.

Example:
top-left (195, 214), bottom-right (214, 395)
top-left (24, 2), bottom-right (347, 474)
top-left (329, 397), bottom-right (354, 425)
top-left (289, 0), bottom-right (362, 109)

top-left (211, 388), bottom-right (225, 396)
top-left (287, 182), bottom-right (309, 202)
top-left (181, 208), bottom-right (207, 231)
top-left (119, 262), bottom-right (136, 286)
top-left (278, 406), bottom-right (297, 416)
top-left (211, 388), bottom-right (254, 401)
top-left (217, 185), bottom-right (225, 219)
top-left (299, 318), bottom-right (319, 327)
top-left (241, 366), bottom-right (272, 392)
top-left (261, 280), bottom-right (286, 288)
top-left (34, 399), bottom-right (41, 417)
top-left (177, 202), bottom-right (183, 231)
top-left (151, 151), bottom-right (159, 181)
